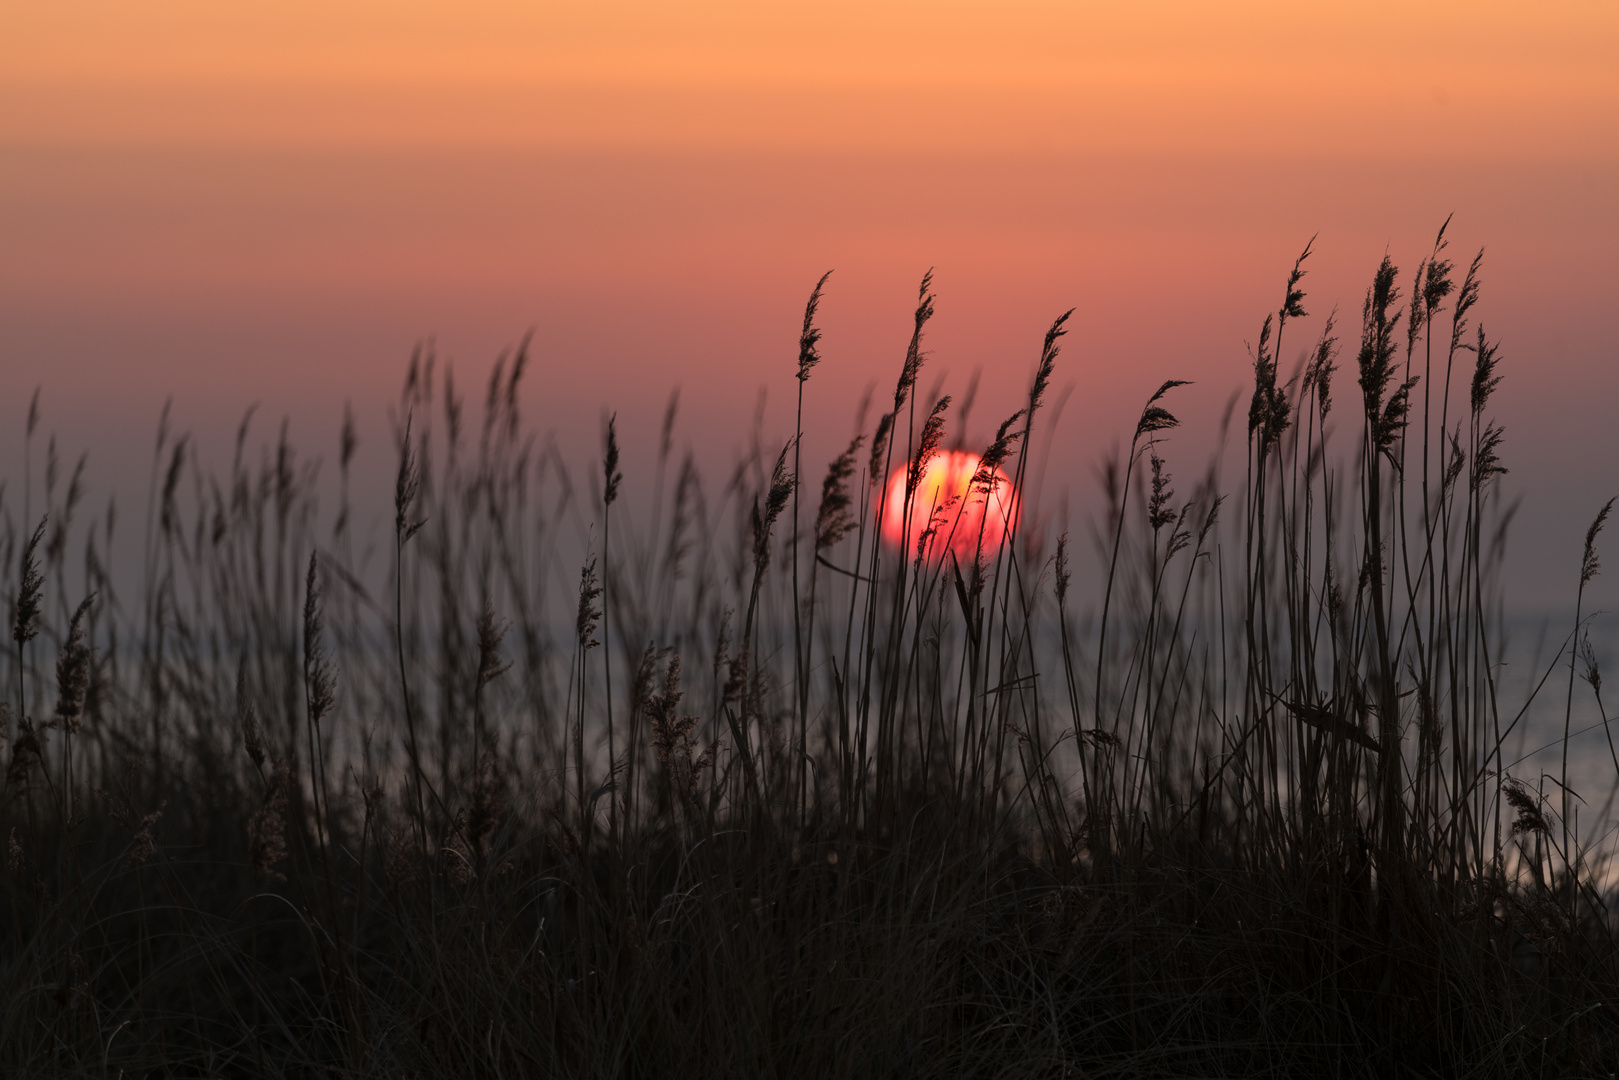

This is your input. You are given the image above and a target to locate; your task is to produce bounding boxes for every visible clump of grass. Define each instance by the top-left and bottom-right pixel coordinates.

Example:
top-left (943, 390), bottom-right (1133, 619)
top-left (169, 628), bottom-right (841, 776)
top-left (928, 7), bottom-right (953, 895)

top-left (3, 231), bottom-right (1619, 1077)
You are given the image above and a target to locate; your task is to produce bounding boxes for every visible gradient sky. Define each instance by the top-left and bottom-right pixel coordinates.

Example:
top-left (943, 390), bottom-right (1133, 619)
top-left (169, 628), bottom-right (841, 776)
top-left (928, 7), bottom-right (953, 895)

top-left (3, 0), bottom-right (1616, 606)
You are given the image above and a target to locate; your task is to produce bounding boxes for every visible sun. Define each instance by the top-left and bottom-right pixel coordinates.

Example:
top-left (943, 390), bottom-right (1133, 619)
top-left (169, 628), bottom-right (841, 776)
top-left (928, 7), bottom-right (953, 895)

top-left (880, 450), bottom-right (1018, 560)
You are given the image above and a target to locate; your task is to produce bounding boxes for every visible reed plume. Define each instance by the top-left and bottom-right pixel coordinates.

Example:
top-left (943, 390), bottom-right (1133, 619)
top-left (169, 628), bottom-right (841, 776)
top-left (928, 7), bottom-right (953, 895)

top-left (53, 596), bottom-right (94, 735)
top-left (906, 396), bottom-right (951, 500)
top-left (892, 271), bottom-right (935, 413)
top-left (815, 435), bottom-right (864, 551)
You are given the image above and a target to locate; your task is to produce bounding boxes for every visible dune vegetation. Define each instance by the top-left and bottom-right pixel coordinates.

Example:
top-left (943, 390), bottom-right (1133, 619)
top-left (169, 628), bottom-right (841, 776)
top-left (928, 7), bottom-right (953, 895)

top-left (4, 228), bottom-right (1619, 1077)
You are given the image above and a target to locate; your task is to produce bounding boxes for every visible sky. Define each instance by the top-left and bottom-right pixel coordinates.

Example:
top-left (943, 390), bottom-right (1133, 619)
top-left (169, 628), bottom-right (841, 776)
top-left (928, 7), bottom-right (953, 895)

top-left (2, 0), bottom-right (1617, 608)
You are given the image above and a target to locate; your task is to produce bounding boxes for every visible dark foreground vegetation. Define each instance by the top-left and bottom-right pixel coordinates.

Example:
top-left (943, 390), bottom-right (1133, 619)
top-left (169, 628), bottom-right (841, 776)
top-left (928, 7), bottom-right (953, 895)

top-left (5, 230), bottom-right (1619, 1077)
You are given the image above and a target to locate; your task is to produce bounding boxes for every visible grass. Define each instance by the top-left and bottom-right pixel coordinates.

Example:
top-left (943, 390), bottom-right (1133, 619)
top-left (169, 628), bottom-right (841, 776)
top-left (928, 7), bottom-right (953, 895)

top-left (4, 227), bottom-right (1619, 1077)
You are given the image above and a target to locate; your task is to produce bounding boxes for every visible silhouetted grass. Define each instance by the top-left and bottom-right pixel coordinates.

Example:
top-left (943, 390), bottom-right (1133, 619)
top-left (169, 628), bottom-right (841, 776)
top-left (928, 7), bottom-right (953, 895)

top-left (4, 230), bottom-right (1619, 1077)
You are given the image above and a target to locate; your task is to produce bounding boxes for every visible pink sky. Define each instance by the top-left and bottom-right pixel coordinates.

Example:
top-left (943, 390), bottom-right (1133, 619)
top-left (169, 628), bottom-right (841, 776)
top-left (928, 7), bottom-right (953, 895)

top-left (3, 0), bottom-right (1616, 606)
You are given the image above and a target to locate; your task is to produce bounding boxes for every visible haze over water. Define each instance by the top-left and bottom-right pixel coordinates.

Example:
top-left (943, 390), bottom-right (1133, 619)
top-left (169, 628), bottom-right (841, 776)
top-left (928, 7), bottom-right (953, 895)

top-left (3, 1), bottom-right (1616, 611)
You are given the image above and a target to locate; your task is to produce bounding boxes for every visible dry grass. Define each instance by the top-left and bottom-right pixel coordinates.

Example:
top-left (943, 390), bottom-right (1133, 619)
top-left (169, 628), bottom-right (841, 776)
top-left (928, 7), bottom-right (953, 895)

top-left (3, 233), bottom-right (1619, 1078)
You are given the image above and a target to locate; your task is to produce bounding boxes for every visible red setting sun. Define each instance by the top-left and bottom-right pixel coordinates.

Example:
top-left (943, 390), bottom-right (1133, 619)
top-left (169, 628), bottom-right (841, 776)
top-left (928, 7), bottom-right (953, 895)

top-left (880, 450), bottom-right (1018, 560)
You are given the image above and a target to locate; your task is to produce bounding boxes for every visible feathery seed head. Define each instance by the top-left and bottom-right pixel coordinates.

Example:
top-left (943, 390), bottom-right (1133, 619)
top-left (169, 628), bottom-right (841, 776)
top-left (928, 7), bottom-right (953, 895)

top-left (1407, 259), bottom-right (1429, 351)
top-left (1248, 314), bottom-right (1292, 450)
top-left (13, 518), bottom-right (46, 647)
top-left (723, 646), bottom-right (748, 705)
top-left (913, 496), bottom-right (959, 566)
top-left (1280, 236), bottom-right (1313, 321)
top-left (661, 653), bottom-right (684, 712)
top-left (764, 443), bottom-right (794, 523)
top-left (648, 655), bottom-right (697, 763)
top-left (973, 411), bottom-right (1024, 497)
top-left (1137, 407), bottom-right (1179, 440)
top-left (893, 271), bottom-right (935, 412)
top-left (53, 594), bottom-right (95, 735)
top-left (797, 271), bottom-right (832, 382)
top-left (1136, 382), bottom-right (1190, 441)
top-left (1450, 249), bottom-right (1485, 354)
top-left (1148, 454), bottom-right (1176, 532)
top-left (1164, 507), bottom-right (1193, 562)
top-left (907, 396), bottom-right (951, 498)
top-left (1376, 376), bottom-right (1419, 462)
top-left (576, 556), bottom-right (603, 650)
top-left (394, 413), bottom-right (424, 543)
top-left (1581, 498), bottom-right (1614, 587)
top-left (1580, 633), bottom-right (1602, 697)
top-left (1503, 778), bottom-right (1549, 835)
top-left (1357, 257), bottom-right (1412, 459)
top-left (1424, 252), bottom-right (1455, 316)
top-left (1254, 312), bottom-right (1273, 364)
top-left (1357, 257), bottom-right (1404, 411)
top-left (645, 652), bottom-right (709, 805)
top-left (1424, 214), bottom-right (1456, 315)
top-left (752, 443), bottom-right (795, 575)
top-left (1028, 310), bottom-right (1072, 417)
top-left (603, 413), bottom-right (622, 506)
top-left (1148, 379), bottom-right (1191, 407)
top-left (815, 434), bottom-right (865, 550)
top-left (1303, 311), bottom-right (1340, 420)
top-left (1470, 325), bottom-right (1503, 415)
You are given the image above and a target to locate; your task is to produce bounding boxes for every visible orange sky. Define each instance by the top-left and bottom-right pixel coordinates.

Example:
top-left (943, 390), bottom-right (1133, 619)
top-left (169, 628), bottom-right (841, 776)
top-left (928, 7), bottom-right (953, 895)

top-left (3, 0), bottom-right (1617, 602)
top-left (7, 2), bottom-right (1616, 156)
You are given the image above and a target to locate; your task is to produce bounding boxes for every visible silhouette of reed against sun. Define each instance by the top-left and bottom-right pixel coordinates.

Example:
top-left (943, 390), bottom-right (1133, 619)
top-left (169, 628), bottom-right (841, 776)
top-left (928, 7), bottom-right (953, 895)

top-left (879, 449), bottom-right (1019, 560)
